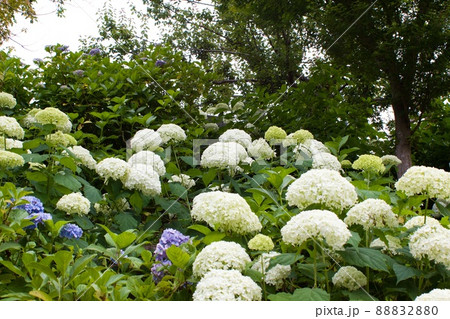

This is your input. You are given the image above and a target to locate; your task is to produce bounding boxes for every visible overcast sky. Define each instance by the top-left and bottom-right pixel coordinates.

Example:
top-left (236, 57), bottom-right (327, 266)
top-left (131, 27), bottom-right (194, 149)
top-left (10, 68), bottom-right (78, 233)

top-left (1, 0), bottom-right (157, 64)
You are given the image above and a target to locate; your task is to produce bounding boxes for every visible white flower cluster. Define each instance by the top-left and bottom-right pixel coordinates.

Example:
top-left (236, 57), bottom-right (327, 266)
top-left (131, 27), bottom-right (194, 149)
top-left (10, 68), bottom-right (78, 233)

top-left (294, 139), bottom-right (330, 159)
top-left (169, 174), bottom-right (196, 189)
top-left (46, 131), bottom-right (77, 147)
top-left (56, 192), bottom-right (91, 216)
top-left (248, 234), bottom-right (274, 251)
top-left (0, 150), bottom-right (25, 168)
top-left (191, 191), bottom-right (262, 234)
top-left (34, 107), bottom-right (72, 132)
top-left (123, 163), bottom-right (161, 196)
top-left (193, 241), bottom-right (251, 277)
top-left (281, 210), bottom-right (351, 250)
top-left (96, 158), bottom-right (130, 182)
top-left (381, 155), bottom-right (402, 166)
top-left (66, 146), bottom-right (96, 170)
top-left (247, 138), bottom-right (275, 160)
top-left (129, 129), bottom-right (162, 152)
top-left (344, 199), bottom-right (399, 230)
top-left (286, 169), bottom-right (357, 212)
top-left (251, 251), bottom-right (291, 288)
top-left (200, 142), bottom-right (248, 170)
top-left (395, 166), bottom-right (450, 201)
top-left (156, 124), bottom-right (186, 144)
top-left (415, 289), bottom-right (450, 301)
top-left (332, 266), bottom-right (367, 291)
top-left (0, 138), bottom-right (23, 150)
top-left (370, 235), bottom-right (402, 255)
top-left (403, 215), bottom-right (441, 229)
top-left (0, 92), bottom-right (16, 109)
top-left (0, 116), bottom-right (25, 139)
top-left (128, 151), bottom-right (166, 176)
top-left (312, 152), bottom-right (342, 171)
top-left (193, 269), bottom-right (262, 301)
top-left (409, 224), bottom-right (450, 269)
top-left (219, 129), bottom-right (252, 148)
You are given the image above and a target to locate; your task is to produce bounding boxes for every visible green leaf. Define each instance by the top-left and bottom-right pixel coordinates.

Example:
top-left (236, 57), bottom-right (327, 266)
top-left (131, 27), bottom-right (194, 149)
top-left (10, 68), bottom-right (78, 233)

top-left (59, 156), bottom-right (77, 173)
top-left (29, 290), bottom-right (53, 301)
top-left (347, 231), bottom-right (362, 248)
top-left (141, 250), bottom-right (152, 264)
top-left (339, 247), bottom-right (393, 272)
top-left (22, 153), bottom-right (48, 163)
top-left (28, 262), bottom-right (57, 282)
top-left (114, 213), bottom-right (138, 232)
top-left (202, 168), bottom-right (216, 186)
top-left (70, 254), bottom-right (96, 279)
top-left (268, 288), bottom-right (330, 301)
top-left (393, 263), bottom-right (421, 284)
top-left (22, 139), bottom-right (43, 150)
top-left (129, 191), bottom-right (143, 213)
top-left (26, 171), bottom-right (48, 182)
top-left (436, 201), bottom-right (450, 217)
top-left (83, 184), bottom-right (102, 203)
top-left (0, 242), bottom-right (22, 253)
top-left (116, 231), bottom-right (137, 249)
top-left (0, 260), bottom-right (27, 277)
top-left (268, 253), bottom-right (303, 270)
top-left (166, 245), bottom-right (190, 269)
top-left (202, 231), bottom-right (226, 244)
top-left (54, 172), bottom-right (82, 192)
top-left (247, 188), bottom-right (279, 205)
top-left (188, 224), bottom-right (212, 235)
top-left (54, 250), bottom-right (73, 276)
top-left (73, 215), bottom-right (94, 230)
top-left (342, 289), bottom-right (378, 301)
top-left (169, 183), bottom-right (187, 198)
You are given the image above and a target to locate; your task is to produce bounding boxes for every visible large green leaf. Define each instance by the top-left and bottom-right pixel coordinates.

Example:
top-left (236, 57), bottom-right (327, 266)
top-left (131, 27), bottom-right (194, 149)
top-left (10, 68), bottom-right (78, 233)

top-left (166, 245), bottom-right (190, 269)
top-left (268, 288), bottom-right (330, 301)
top-left (0, 242), bottom-right (22, 253)
top-left (188, 224), bottom-right (212, 235)
top-left (116, 231), bottom-right (137, 249)
top-left (338, 247), bottom-right (393, 272)
top-left (114, 213), bottom-right (138, 232)
top-left (54, 172), bottom-right (82, 192)
top-left (54, 250), bottom-right (73, 277)
top-left (393, 263), bottom-right (421, 284)
top-left (268, 253), bottom-right (303, 270)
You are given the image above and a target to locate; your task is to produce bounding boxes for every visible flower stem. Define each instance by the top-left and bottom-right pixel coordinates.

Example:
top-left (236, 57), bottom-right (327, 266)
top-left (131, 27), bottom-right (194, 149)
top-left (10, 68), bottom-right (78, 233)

top-left (313, 240), bottom-right (318, 288)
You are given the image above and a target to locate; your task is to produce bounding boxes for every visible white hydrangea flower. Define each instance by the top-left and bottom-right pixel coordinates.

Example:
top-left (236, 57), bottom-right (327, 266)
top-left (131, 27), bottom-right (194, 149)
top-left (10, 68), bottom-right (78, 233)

top-left (66, 146), bottom-right (96, 170)
top-left (286, 169), bottom-right (357, 212)
top-left (332, 266), bottom-right (367, 291)
top-left (122, 163), bottom-right (161, 196)
top-left (0, 138), bottom-right (23, 150)
top-left (193, 241), bottom-right (251, 277)
top-left (209, 184), bottom-right (231, 192)
top-left (129, 129), bottom-right (162, 152)
top-left (294, 139), bottom-right (330, 159)
top-left (312, 152), bottom-right (342, 171)
top-left (248, 234), bottom-right (274, 251)
top-left (204, 123), bottom-right (219, 131)
top-left (56, 192), bottom-right (90, 216)
top-left (282, 134), bottom-right (298, 147)
top-left (0, 150), bottom-right (25, 168)
top-left (370, 235), bottom-right (402, 255)
top-left (281, 210), bottom-right (351, 250)
top-left (200, 142), bottom-right (249, 170)
top-left (0, 116), bottom-right (25, 139)
top-left (409, 223), bottom-right (450, 269)
top-left (34, 107), bottom-right (72, 132)
top-left (395, 166), bottom-right (450, 201)
top-left (219, 129), bottom-right (252, 148)
top-left (344, 199), bottom-right (399, 230)
top-left (156, 123), bottom-right (186, 144)
top-left (193, 269), bottom-right (262, 301)
top-left (127, 150), bottom-right (166, 176)
top-left (46, 131), bottom-right (77, 147)
top-left (191, 191), bottom-right (262, 235)
top-left (251, 251), bottom-right (291, 288)
top-left (415, 289), bottom-right (450, 301)
top-left (0, 92), bottom-right (16, 109)
top-left (404, 215), bottom-right (441, 229)
top-left (247, 138), bottom-right (275, 160)
top-left (381, 155), bottom-right (402, 166)
top-left (96, 158), bottom-right (130, 182)
top-left (169, 174), bottom-right (195, 189)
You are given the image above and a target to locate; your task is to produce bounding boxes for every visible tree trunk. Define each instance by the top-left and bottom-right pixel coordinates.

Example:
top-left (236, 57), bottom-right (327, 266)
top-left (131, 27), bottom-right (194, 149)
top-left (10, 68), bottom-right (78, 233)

top-left (391, 100), bottom-right (412, 177)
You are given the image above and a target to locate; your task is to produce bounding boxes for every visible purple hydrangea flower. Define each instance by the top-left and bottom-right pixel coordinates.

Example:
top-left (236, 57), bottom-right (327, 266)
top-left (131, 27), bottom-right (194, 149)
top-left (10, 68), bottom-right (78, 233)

top-left (25, 212), bottom-right (52, 229)
top-left (155, 59), bottom-right (166, 67)
top-left (14, 196), bottom-right (44, 215)
top-left (58, 45), bottom-right (69, 52)
top-left (151, 259), bottom-right (172, 283)
top-left (89, 48), bottom-right (101, 56)
top-left (72, 69), bottom-right (84, 77)
top-left (154, 228), bottom-right (190, 262)
top-left (59, 223), bottom-right (83, 239)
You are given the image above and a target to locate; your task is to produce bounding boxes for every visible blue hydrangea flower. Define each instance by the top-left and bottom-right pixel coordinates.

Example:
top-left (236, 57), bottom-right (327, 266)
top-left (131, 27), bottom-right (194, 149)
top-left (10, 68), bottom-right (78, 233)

top-left (151, 259), bottom-right (172, 283)
top-left (59, 223), bottom-right (83, 239)
top-left (155, 59), bottom-right (166, 67)
top-left (154, 228), bottom-right (190, 262)
top-left (25, 212), bottom-right (52, 229)
top-left (14, 196), bottom-right (44, 215)
top-left (89, 48), bottom-right (101, 55)
top-left (58, 45), bottom-right (69, 52)
top-left (72, 70), bottom-right (84, 77)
